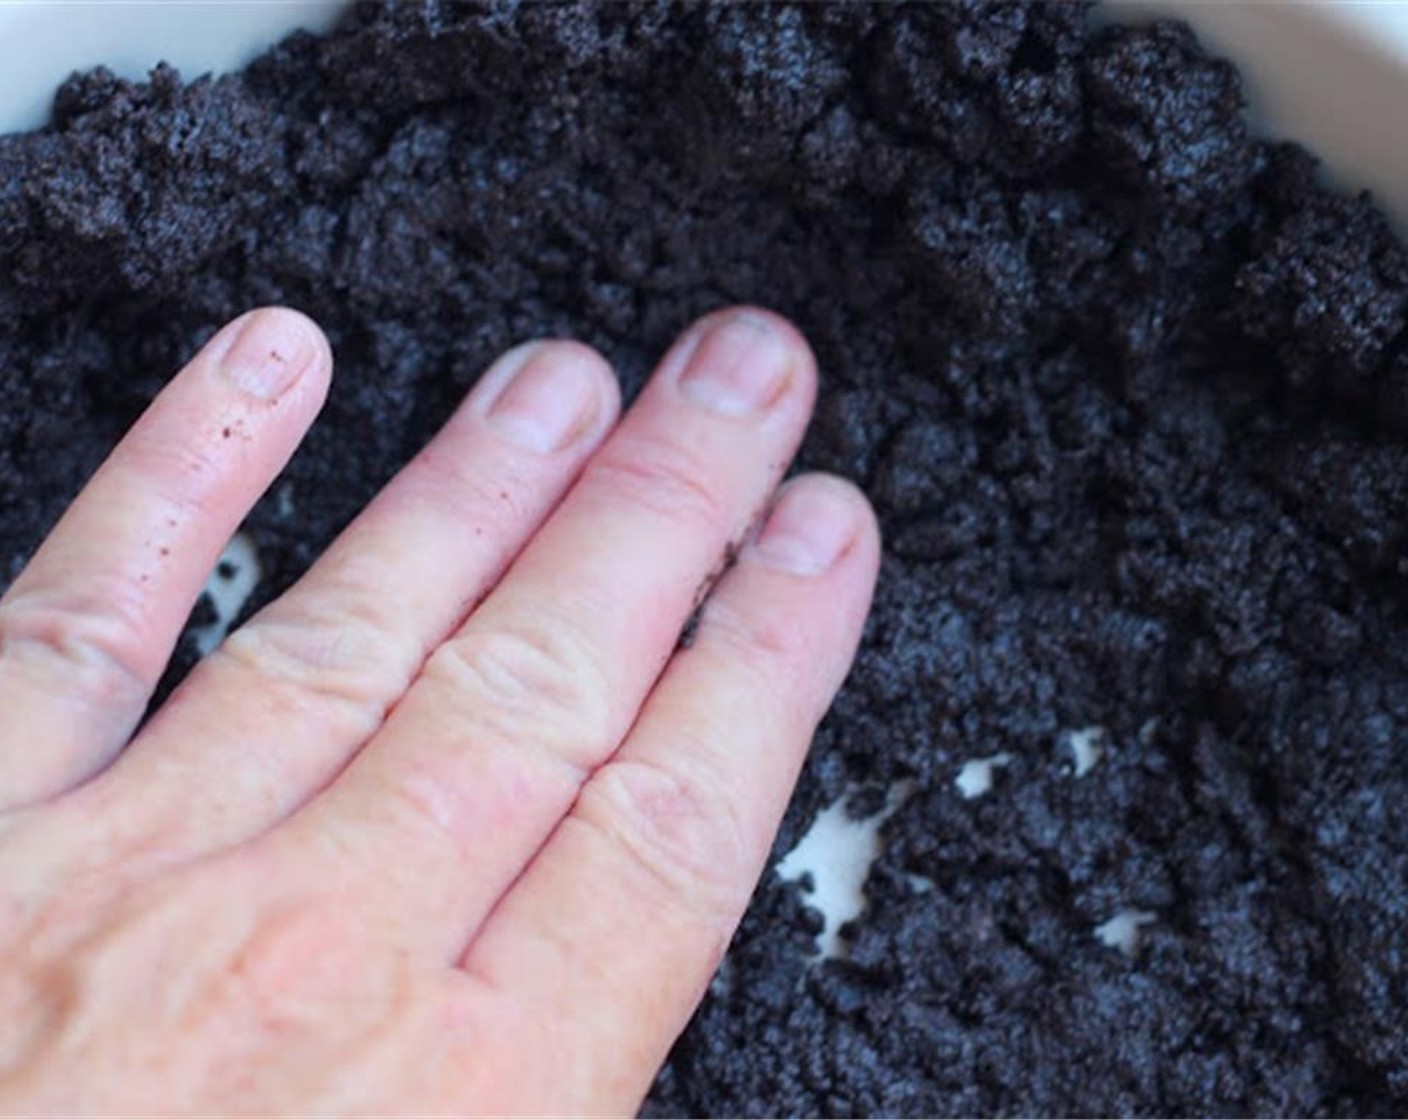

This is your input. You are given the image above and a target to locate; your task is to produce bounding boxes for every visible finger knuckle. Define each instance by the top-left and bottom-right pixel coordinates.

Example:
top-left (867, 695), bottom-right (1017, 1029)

top-left (423, 615), bottom-right (613, 774)
top-left (217, 901), bottom-right (401, 1036)
top-left (6, 882), bottom-right (218, 1059)
top-left (702, 596), bottom-right (815, 667)
top-left (0, 576), bottom-right (156, 705)
top-left (576, 756), bottom-right (752, 925)
top-left (217, 599), bottom-right (409, 735)
top-left (585, 435), bottom-right (728, 529)
top-left (698, 601), bottom-right (824, 731)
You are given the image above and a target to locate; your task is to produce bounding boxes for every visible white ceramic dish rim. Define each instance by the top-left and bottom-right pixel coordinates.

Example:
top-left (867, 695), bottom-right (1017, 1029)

top-left (3, 2), bottom-right (1408, 224)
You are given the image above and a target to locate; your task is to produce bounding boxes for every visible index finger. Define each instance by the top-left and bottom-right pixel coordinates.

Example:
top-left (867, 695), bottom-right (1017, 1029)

top-left (0, 309), bottom-right (331, 810)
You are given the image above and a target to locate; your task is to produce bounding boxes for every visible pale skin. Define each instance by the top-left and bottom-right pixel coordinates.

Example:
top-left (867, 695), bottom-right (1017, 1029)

top-left (0, 305), bottom-right (879, 1114)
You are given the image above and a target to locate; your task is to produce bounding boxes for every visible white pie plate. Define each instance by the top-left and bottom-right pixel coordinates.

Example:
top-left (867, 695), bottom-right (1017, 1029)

top-left (2, 0), bottom-right (1406, 955)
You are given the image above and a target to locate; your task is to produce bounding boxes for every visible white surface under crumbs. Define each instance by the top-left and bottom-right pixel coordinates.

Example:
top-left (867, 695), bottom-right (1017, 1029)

top-left (955, 752), bottom-right (1013, 799)
top-left (775, 782), bottom-right (912, 959)
top-left (1095, 909), bottom-right (1157, 956)
top-left (777, 725), bottom-right (1157, 960)
top-left (186, 543), bottom-right (1163, 964)
top-left (1064, 726), bottom-right (1107, 777)
top-left (193, 532), bottom-right (261, 655)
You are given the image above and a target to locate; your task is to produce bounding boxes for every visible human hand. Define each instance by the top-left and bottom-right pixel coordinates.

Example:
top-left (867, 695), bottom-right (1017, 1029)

top-left (0, 306), bottom-right (878, 1113)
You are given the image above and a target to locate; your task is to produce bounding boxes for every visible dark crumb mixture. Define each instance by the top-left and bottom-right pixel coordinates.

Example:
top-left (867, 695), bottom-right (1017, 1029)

top-left (3, 2), bottom-right (1408, 1114)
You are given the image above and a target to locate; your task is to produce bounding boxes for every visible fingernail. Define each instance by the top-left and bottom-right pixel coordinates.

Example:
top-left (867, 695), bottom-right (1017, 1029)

top-left (221, 310), bottom-right (320, 400)
top-left (486, 345), bottom-right (603, 453)
top-left (678, 313), bottom-right (793, 416)
top-left (753, 482), bottom-right (858, 576)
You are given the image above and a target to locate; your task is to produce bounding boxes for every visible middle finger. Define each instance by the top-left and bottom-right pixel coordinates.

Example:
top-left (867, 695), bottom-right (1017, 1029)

top-left (269, 307), bottom-right (815, 957)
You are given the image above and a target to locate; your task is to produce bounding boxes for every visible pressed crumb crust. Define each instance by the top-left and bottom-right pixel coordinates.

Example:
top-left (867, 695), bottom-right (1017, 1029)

top-left (2, 4), bottom-right (1407, 1114)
